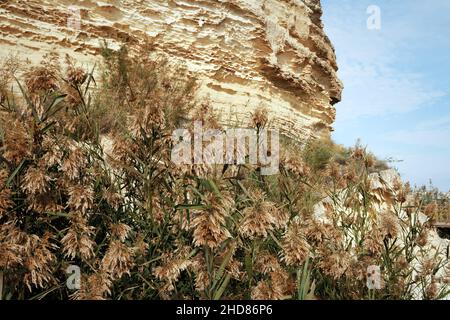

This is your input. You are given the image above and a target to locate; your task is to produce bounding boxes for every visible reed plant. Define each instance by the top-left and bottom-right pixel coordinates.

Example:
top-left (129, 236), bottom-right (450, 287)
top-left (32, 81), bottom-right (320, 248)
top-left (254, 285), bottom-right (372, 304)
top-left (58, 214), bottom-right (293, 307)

top-left (0, 47), bottom-right (448, 300)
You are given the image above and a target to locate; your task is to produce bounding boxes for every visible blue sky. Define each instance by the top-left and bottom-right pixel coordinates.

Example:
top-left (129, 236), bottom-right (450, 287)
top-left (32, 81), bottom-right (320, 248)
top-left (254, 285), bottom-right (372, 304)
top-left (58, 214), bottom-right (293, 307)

top-left (321, 0), bottom-right (450, 191)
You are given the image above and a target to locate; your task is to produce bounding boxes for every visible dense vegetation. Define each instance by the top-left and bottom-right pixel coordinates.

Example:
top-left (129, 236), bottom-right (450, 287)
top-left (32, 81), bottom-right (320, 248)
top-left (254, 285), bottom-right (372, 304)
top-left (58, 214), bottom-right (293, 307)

top-left (0, 47), bottom-right (449, 300)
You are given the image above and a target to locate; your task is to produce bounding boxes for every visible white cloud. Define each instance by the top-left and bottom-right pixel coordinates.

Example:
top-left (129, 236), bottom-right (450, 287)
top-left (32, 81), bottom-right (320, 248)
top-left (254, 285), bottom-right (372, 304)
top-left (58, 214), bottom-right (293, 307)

top-left (322, 0), bottom-right (450, 190)
top-left (387, 127), bottom-right (450, 150)
top-left (338, 65), bottom-right (445, 120)
top-left (323, 0), bottom-right (448, 121)
top-left (416, 114), bottom-right (450, 130)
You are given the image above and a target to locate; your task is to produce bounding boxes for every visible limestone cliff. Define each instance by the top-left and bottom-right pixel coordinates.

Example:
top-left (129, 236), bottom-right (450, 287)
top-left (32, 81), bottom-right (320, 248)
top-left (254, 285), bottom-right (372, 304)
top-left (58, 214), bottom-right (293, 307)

top-left (0, 0), bottom-right (342, 141)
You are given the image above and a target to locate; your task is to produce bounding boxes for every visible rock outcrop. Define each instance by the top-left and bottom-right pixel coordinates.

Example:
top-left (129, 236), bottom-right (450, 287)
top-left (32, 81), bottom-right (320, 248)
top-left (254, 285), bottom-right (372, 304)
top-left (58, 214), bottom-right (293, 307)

top-left (0, 0), bottom-right (342, 141)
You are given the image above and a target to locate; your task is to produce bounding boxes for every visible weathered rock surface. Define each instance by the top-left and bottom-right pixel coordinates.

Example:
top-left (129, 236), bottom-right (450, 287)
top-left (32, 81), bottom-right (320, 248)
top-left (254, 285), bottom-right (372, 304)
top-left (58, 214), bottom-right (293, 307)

top-left (0, 0), bottom-right (342, 141)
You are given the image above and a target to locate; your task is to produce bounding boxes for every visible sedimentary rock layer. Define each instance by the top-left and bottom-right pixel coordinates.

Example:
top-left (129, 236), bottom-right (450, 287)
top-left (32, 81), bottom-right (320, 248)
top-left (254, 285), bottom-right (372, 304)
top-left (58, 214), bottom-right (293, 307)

top-left (0, 0), bottom-right (343, 141)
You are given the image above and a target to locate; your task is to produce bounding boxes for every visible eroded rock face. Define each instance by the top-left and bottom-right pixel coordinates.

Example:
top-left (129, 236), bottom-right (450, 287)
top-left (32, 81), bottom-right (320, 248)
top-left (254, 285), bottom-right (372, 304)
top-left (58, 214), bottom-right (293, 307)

top-left (0, 0), bottom-right (342, 141)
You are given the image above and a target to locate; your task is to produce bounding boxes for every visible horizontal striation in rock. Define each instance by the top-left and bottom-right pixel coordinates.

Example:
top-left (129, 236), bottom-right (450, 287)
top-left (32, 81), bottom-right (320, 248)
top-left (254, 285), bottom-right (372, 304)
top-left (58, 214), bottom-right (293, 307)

top-left (0, 0), bottom-right (343, 141)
